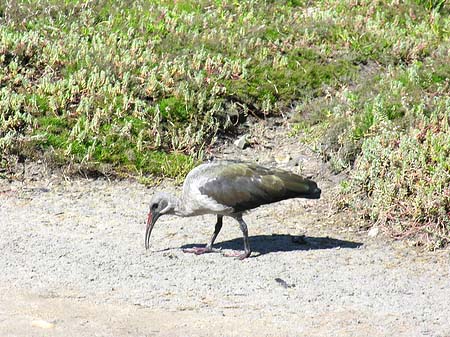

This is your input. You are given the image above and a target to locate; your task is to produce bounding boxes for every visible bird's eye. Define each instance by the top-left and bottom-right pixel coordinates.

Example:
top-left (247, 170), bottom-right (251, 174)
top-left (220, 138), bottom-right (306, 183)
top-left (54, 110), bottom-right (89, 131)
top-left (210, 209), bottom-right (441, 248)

top-left (151, 203), bottom-right (158, 210)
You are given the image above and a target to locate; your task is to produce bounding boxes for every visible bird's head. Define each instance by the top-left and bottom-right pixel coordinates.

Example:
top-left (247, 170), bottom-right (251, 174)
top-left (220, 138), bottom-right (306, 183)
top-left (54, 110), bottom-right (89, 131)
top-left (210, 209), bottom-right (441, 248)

top-left (145, 192), bottom-right (177, 250)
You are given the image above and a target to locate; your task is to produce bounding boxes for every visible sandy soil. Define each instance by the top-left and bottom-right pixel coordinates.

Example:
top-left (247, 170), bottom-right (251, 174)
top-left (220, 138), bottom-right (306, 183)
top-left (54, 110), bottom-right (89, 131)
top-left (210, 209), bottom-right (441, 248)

top-left (1, 119), bottom-right (449, 337)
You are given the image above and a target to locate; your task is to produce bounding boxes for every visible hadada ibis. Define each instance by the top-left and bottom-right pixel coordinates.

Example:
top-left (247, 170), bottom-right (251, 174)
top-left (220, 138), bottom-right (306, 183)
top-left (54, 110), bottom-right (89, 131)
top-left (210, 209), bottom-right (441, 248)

top-left (145, 160), bottom-right (321, 260)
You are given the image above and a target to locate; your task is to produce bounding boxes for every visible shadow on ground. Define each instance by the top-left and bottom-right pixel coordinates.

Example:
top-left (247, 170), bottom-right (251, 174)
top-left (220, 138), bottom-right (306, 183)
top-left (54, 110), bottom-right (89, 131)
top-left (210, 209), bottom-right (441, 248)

top-left (181, 234), bottom-right (363, 257)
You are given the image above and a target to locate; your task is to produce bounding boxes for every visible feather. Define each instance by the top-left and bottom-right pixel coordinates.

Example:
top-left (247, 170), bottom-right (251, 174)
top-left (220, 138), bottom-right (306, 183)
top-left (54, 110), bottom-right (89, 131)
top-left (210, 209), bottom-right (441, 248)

top-left (197, 161), bottom-right (320, 213)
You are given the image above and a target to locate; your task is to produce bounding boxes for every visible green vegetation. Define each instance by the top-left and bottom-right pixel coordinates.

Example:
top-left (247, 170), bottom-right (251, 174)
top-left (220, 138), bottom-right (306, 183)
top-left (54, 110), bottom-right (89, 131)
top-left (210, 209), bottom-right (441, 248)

top-left (1, 0), bottom-right (449, 245)
top-left (290, 1), bottom-right (449, 246)
top-left (1, 0), bottom-right (356, 178)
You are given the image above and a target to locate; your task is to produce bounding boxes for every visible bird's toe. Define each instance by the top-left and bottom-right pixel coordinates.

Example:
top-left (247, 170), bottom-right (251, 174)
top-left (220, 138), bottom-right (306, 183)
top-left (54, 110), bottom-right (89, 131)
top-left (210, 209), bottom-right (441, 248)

top-left (223, 250), bottom-right (251, 260)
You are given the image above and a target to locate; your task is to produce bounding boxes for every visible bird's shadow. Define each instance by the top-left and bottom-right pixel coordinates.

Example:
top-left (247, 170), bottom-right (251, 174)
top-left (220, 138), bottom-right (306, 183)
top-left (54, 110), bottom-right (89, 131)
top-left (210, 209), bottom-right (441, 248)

top-left (180, 234), bottom-right (362, 257)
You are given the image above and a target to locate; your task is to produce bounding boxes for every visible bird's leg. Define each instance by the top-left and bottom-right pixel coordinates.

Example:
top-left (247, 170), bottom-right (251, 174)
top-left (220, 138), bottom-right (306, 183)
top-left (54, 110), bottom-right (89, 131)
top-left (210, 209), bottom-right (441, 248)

top-left (207, 215), bottom-right (223, 249)
top-left (183, 215), bottom-right (223, 255)
top-left (223, 217), bottom-right (252, 260)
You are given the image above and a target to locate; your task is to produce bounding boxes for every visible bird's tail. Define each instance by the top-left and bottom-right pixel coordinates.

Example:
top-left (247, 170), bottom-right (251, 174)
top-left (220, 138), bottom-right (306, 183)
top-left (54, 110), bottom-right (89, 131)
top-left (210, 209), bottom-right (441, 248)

top-left (278, 171), bottom-right (321, 199)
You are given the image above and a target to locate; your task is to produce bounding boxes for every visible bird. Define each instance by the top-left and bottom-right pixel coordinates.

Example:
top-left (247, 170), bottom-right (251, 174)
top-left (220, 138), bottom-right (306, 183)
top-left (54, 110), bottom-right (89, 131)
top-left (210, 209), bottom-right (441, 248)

top-left (145, 160), bottom-right (321, 260)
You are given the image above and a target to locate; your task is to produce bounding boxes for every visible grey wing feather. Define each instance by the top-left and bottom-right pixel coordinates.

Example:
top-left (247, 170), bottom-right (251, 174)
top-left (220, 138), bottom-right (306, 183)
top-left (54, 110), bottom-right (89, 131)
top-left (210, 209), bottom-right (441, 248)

top-left (198, 162), bottom-right (320, 213)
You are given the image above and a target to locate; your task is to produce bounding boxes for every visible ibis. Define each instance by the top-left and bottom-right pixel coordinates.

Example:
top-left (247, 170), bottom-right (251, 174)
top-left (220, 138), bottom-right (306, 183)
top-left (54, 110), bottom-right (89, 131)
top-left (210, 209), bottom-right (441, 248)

top-left (145, 160), bottom-right (321, 260)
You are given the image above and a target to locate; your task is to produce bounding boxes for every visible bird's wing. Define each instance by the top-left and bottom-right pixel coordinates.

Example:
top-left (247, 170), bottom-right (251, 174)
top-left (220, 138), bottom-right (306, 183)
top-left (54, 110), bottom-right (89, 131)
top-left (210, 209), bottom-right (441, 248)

top-left (198, 162), bottom-right (318, 213)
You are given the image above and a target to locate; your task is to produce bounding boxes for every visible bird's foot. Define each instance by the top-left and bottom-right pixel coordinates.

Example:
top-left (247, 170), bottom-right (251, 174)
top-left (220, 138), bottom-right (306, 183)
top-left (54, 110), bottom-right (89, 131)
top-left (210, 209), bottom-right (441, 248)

top-left (223, 250), bottom-right (252, 260)
top-left (182, 247), bottom-right (220, 255)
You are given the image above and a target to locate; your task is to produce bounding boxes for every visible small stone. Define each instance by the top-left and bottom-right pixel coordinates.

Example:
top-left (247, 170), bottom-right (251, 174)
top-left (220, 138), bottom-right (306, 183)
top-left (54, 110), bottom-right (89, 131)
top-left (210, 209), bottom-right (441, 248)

top-left (274, 154), bottom-right (291, 164)
top-left (234, 134), bottom-right (248, 149)
top-left (288, 158), bottom-right (300, 167)
top-left (31, 319), bottom-right (55, 329)
top-left (368, 226), bottom-right (379, 238)
top-left (163, 251), bottom-right (178, 259)
top-left (275, 278), bottom-right (295, 288)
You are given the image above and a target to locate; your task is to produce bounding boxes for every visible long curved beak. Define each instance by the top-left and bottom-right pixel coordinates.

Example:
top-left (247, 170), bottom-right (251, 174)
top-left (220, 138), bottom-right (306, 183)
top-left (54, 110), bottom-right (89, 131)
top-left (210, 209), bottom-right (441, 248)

top-left (145, 211), bottom-right (160, 250)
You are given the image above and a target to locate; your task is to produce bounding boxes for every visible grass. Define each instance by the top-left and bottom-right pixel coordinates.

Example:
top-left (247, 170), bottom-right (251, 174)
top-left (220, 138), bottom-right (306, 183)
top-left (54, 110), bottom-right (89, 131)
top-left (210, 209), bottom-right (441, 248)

top-left (1, 0), bottom-right (358, 178)
top-left (1, 0), bottom-right (449, 245)
top-left (289, 1), bottom-right (449, 247)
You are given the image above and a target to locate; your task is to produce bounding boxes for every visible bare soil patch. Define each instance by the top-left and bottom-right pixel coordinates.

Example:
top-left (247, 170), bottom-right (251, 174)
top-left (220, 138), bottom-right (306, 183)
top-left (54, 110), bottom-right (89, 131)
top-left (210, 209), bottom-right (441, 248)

top-left (1, 119), bottom-right (449, 336)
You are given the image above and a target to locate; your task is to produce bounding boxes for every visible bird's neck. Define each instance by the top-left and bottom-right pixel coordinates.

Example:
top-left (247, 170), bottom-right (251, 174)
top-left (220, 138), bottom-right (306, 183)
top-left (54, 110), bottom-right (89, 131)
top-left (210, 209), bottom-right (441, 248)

top-left (174, 204), bottom-right (189, 217)
top-left (170, 195), bottom-right (191, 217)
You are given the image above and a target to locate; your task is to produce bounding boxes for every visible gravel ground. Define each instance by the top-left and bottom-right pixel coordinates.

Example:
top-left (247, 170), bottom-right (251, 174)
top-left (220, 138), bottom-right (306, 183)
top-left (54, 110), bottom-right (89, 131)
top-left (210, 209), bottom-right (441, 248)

top-left (1, 120), bottom-right (449, 336)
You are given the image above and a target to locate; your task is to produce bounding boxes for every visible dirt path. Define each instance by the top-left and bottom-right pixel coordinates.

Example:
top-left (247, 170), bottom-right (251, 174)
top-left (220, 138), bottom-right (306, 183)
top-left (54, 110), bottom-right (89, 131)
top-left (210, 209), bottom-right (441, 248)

top-left (1, 119), bottom-right (449, 336)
